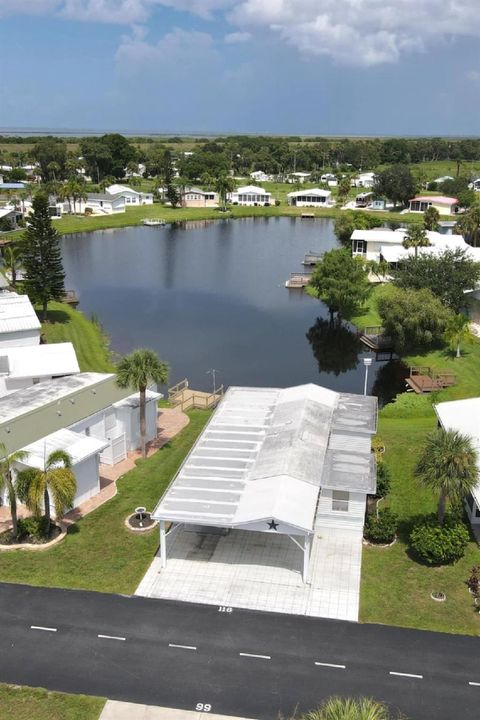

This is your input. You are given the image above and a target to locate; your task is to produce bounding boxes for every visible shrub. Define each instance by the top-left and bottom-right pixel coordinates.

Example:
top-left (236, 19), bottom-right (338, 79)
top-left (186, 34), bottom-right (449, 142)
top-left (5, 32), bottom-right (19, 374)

top-left (365, 508), bottom-right (398, 544)
top-left (275, 199), bottom-right (280, 206)
top-left (376, 463), bottom-right (391, 498)
top-left (466, 565), bottom-right (480, 595)
top-left (409, 514), bottom-right (469, 565)
top-left (17, 516), bottom-right (50, 540)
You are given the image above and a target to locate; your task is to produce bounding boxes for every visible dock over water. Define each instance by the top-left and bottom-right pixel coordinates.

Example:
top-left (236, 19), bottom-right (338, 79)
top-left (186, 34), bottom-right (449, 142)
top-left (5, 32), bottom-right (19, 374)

top-left (405, 366), bottom-right (457, 393)
top-left (285, 272), bottom-right (312, 288)
top-left (168, 379), bottom-right (224, 411)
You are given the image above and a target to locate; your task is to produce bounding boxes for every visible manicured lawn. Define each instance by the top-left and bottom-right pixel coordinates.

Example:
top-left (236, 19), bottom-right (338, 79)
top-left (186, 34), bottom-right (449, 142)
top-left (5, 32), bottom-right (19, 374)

top-left (0, 684), bottom-right (105, 720)
top-left (0, 410), bottom-right (211, 595)
top-left (41, 302), bottom-right (114, 373)
top-left (360, 414), bottom-right (480, 635)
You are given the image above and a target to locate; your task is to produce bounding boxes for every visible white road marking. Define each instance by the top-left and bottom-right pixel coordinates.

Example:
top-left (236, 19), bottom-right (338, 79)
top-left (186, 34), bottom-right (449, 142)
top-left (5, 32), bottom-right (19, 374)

top-left (169, 643), bottom-right (197, 650)
top-left (239, 653), bottom-right (271, 660)
top-left (97, 634), bottom-right (126, 641)
top-left (468, 681), bottom-right (480, 687)
top-left (315, 662), bottom-right (346, 669)
top-left (389, 671), bottom-right (423, 679)
top-left (30, 626), bottom-right (57, 632)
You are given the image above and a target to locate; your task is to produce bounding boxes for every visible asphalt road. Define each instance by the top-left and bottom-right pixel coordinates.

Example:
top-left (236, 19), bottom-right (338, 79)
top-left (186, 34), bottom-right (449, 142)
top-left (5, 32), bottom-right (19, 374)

top-left (0, 582), bottom-right (478, 720)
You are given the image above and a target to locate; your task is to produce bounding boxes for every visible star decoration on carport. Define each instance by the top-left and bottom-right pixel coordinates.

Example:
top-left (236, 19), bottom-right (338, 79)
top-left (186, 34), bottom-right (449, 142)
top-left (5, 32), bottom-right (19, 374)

top-left (267, 519), bottom-right (279, 531)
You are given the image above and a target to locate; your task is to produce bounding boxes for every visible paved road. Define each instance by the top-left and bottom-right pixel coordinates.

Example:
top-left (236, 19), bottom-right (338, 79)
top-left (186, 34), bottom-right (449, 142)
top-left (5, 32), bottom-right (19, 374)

top-left (0, 583), bottom-right (478, 720)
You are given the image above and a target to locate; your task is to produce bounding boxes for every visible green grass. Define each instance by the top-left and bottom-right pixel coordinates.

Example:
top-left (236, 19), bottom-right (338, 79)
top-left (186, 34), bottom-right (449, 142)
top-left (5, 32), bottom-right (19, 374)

top-left (0, 409), bottom-right (211, 594)
top-left (0, 684), bottom-right (105, 720)
top-left (360, 414), bottom-right (480, 635)
top-left (41, 302), bottom-right (114, 372)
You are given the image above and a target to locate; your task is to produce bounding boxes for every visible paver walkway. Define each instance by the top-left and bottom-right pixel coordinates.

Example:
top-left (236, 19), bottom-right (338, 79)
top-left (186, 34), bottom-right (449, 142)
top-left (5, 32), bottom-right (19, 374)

top-left (99, 700), bottom-right (255, 720)
top-left (0, 407), bottom-right (189, 533)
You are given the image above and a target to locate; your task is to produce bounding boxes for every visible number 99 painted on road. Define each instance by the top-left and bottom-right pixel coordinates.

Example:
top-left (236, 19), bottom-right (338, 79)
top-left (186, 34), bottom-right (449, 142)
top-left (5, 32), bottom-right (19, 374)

top-left (196, 703), bottom-right (212, 712)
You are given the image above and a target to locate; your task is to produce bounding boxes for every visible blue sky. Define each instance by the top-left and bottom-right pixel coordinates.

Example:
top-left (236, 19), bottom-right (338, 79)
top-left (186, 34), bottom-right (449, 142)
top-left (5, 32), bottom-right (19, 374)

top-left (0, 1), bottom-right (479, 135)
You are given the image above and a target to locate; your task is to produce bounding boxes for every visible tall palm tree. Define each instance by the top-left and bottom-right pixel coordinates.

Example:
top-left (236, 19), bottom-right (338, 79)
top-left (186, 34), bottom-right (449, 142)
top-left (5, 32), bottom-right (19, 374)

top-left (116, 349), bottom-right (169, 458)
top-left (215, 175), bottom-right (236, 210)
top-left (302, 696), bottom-right (400, 719)
top-left (402, 223), bottom-right (430, 258)
top-left (444, 313), bottom-right (473, 358)
top-left (16, 449), bottom-right (76, 531)
top-left (2, 244), bottom-right (22, 287)
top-left (0, 443), bottom-right (28, 541)
top-left (456, 204), bottom-right (480, 247)
top-left (415, 429), bottom-right (478, 525)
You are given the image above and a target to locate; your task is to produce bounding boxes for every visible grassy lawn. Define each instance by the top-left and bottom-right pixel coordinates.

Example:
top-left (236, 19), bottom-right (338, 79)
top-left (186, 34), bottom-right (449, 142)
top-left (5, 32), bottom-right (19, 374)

top-left (0, 684), bottom-right (104, 720)
top-left (360, 413), bottom-right (480, 635)
top-left (41, 302), bottom-right (114, 373)
top-left (0, 409), bottom-right (211, 595)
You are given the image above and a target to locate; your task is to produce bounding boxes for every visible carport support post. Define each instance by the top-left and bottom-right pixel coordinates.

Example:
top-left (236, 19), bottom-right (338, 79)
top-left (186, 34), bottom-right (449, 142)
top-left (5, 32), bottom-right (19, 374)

top-left (303, 534), bottom-right (312, 583)
top-left (160, 521), bottom-right (166, 568)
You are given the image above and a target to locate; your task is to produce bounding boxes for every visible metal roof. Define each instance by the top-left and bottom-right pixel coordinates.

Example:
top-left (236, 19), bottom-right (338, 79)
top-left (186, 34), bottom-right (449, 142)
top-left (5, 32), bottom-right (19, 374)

top-left (287, 188), bottom-right (331, 198)
top-left (152, 384), bottom-right (377, 534)
top-left (19, 428), bottom-right (108, 469)
top-left (0, 292), bottom-right (41, 334)
top-left (0, 342), bottom-right (79, 380)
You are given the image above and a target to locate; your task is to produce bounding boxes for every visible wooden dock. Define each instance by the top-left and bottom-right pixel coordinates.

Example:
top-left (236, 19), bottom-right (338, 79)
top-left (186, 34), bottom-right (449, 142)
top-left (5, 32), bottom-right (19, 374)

top-left (285, 272), bottom-right (312, 289)
top-left (302, 251), bottom-right (322, 266)
top-left (63, 289), bottom-right (79, 307)
top-left (405, 366), bottom-right (456, 394)
top-left (168, 378), bottom-right (224, 411)
top-left (301, 212), bottom-right (315, 219)
top-left (359, 326), bottom-right (393, 352)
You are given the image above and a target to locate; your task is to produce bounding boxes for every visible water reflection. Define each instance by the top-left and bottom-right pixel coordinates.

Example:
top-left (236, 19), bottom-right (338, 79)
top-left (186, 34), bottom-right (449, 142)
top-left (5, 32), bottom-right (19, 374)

top-left (306, 318), bottom-right (362, 376)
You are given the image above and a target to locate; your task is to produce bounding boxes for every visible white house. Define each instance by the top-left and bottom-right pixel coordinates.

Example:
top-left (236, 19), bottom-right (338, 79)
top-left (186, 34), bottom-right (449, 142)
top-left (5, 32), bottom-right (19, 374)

top-left (0, 292), bottom-right (41, 348)
top-left (287, 188), bottom-right (332, 207)
top-left (67, 193), bottom-right (126, 215)
top-left (0, 372), bottom-right (162, 513)
top-left (353, 172), bottom-right (376, 188)
top-left (0, 342), bottom-right (80, 397)
top-left (408, 195), bottom-right (459, 215)
top-left (228, 185), bottom-right (274, 206)
top-left (180, 187), bottom-right (219, 208)
top-left (250, 171), bottom-right (271, 182)
top-left (469, 178), bottom-right (480, 192)
top-left (434, 398), bottom-right (480, 529)
top-left (320, 173), bottom-right (336, 183)
top-left (152, 384), bottom-right (377, 582)
top-left (355, 191), bottom-right (374, 208)
top-left (105, 184), bottom-right (153, 205)
top-left (286, 172), bottom-right (311, 184)
top-left (350, 227), bottom-right (480, 264)
top-left (434, 175), bottom-right (454, 185)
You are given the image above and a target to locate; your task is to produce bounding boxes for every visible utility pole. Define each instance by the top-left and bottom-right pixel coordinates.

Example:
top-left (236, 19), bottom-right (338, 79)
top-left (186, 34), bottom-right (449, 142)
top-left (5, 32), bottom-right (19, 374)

top-left (206, 368), bottom-right (219, 394)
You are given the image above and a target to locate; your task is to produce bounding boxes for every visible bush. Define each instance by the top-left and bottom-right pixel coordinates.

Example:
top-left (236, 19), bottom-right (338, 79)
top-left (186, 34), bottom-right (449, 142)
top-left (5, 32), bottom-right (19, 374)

top-left (409, 514), bottom-right (469, 565)
top-left (275, 199), bottom-right (280, 206)
top-left (365, 508), bottom-right (398, 544)
top-left (17, 516), bottom-right (50, 540)
top-left (376, 463), bottom-right (391, 498)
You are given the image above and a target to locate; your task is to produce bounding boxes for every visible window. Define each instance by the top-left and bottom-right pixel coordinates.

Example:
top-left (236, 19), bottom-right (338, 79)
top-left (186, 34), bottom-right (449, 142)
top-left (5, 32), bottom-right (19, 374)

top-left (332, 490), bottom-right (349, 512)
top-left (353, 239), bottom-right (366, 255)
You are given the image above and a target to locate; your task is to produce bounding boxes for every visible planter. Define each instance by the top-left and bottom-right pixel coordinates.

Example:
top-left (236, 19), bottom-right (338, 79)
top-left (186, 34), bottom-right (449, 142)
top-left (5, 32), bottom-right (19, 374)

top-left (0, 522), bottom-right (68, 551)
top-left (362, 535), bottom-right (397, 548)
top-left (430, 591), bottom-right (446, 602)
top-left (125, 511), bottom-right (158, 534)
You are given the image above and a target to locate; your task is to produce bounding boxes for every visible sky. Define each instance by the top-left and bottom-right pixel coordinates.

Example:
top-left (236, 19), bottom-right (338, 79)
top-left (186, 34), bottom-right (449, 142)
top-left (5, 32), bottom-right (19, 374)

top-left (0, 0), bottom-right (479, 136)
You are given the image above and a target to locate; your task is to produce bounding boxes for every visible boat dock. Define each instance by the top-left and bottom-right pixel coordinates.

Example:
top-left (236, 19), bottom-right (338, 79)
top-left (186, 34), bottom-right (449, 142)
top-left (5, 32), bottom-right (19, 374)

top-left (359, 326), bottom-right (393, 351)
top-left (285, 272), bottom-right (312, 289)
top-left (405, 366), bottom-right (457, 393)
top-left (63, 289), bottom-right (79, 307)
top-left (143, 218), bottom-right (166, 226)
top-left (302, 251), bottom-right (322, 266)
top-left (168, 378), bottom-right (224, 411)
top-left (301, 212), bottom-right (315, 219)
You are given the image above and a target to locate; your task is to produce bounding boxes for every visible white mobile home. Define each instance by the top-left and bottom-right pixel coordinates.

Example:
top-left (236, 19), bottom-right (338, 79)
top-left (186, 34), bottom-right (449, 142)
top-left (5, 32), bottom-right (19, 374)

top-left (180, 188), bottom-right (219, 208)
top-left (228, 185), bottom-right (274, 206)
top-left (350, 228), bottom-right (480, 264)
top-left (0, 342), bottom-right (79, 397)
top-left (287, 189), bottom-right (332, 207)
top-left (408, 195), bottom-right (459, 216)
top-left (0, 292), bottom-right (41, 348)
top-left (106, 184), bottom-right (153, 205)
top-left (66, 193), bottom-right (126, 215)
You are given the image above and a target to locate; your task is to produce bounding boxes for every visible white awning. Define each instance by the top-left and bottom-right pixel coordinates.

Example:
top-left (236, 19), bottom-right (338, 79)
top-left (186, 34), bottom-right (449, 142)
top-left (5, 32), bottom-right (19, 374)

top-left (19, 428), bottom-right (108, 469)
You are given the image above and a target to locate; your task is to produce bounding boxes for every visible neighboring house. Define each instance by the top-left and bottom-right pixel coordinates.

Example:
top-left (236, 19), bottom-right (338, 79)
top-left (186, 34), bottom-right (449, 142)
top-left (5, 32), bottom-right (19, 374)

top-left (228, 185), bottom-right (274, 206)
top-left (125, 163), bottom-right (146, 178)
top-left (0, 342), bottom-right (80, 397)
top-left (350, 227), bottom-right (480, 264)
top-left (434, 175), bottom-right (454, 184)
top-left (286, 172), bottom-right (311, 184)
top-left (287, 189), bottom-right (332, 206)
top-left (180, 187), bottom-right (219, 208)
top-left (434, 398), bottom-right (480, 530)
top-left (355, 191), bottom-right (374, 208)
top-left (152, 383), bottom-right (377, 581)
top-left (353, 172), bottom-right (376, 188)
top-left (469, 178), bottom-right (480, 192)
top-left (408, 195), bottom-right (459, 215)
top-left (0, 206), bottom-right (22, 228)
top-left (320, 173), bottom-right (336, 183)
top-left (0, 372), bottom-right (162, 511)
top-left (0, 292), bottom-right (41, 348)
top-left (105, 184), bottom-right (153, 205)
top-left (64, 193), bottom-right (126, 215)
top-left (0, 182), bottom-right (26, 190)
top-left (250, 171), bottom-right (271, 182)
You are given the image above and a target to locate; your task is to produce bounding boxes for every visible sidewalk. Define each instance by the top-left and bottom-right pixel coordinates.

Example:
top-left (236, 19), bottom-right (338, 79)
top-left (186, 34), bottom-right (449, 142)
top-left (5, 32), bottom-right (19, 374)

top-left (99, 700), bottom-right (256, 720)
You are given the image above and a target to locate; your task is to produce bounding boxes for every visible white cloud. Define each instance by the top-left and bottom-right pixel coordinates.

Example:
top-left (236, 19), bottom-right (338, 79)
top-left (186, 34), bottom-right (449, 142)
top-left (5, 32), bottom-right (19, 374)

top-left (467, 70), bottom-right (480, 83)
top-left (0, 0), bottom-right (60, 17)
top-left (224, 31), bottom-right (252, 44)
top-left (228, 0), bottom-right (480, 66)
top-left (60, 0), bottom-right (149, 24)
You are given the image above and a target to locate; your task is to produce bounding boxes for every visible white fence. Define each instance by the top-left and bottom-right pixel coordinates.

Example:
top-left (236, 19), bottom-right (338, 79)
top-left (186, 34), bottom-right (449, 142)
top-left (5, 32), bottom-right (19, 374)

top-left (100, 433), bottom-right (127, 466)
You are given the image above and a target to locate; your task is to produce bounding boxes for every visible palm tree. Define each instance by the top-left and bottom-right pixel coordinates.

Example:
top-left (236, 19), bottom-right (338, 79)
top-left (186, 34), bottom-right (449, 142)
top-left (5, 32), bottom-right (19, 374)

top-left (302, 696), bottom-right (400, 719)
top-left (215, 175), bottom-right (236, 210)
top-left (456, 205), bottom-right (480, 247)
top-left (415, 429), bottom-right (478, 525)
top-left (402, 223), bottom-right (430, 258)
top-left (444, 313), bottom-right (473, 358)
top-left (0, 442), bottom-right (28, 541)
top-left (2, 244), bottom-right (22, 287)
top-left (116, 349), bottom-right (169, 458)
top-left (47, 161), bottom-right (60, 182)
top-left (16, 449), bottom-right (76, 532)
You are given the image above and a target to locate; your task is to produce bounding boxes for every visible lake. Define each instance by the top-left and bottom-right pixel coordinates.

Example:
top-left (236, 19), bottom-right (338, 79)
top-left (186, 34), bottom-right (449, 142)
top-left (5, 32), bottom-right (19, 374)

top-left (60, 217), bottom-right (389, 395)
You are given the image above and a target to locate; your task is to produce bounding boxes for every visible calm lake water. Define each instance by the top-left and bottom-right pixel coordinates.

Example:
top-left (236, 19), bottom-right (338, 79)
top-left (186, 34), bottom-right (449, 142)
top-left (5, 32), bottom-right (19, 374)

top-left (60, 217), bottom-right (391, 395)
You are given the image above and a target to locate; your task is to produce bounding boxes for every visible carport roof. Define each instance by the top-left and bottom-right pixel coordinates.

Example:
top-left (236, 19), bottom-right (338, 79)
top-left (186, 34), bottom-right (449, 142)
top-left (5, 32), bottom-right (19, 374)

top-left (152, 384), bottom-right (377, 535)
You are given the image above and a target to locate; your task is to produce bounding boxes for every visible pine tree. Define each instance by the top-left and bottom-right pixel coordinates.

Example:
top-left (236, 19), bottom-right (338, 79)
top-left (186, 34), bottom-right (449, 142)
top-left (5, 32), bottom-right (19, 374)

top-left (20, 192), bottom-right (65, 321)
